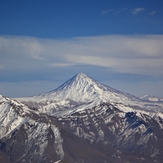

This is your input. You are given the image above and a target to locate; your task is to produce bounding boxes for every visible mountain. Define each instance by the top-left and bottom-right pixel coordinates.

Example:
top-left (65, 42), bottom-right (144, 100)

top-left (1, 73), bottom-right (163, 163)
top-left (38, 72), bottom-right (139, 102)
top-left (0, 95), bottom-right (65, 163)
top-left (19, 72), bottom-right (163, 115)
top-left (28, 72), bottom-right (140, 103)
top-left (140, 95), bottom-right (163, 102)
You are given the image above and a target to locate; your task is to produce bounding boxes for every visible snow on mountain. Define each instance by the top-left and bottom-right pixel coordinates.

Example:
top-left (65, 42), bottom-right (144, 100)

top-left (17, 73), bottom-right (163, 116)
top-left (0, 95), bottom-right (65, 163)
top-left (140, 95), bottom-right (163, 102)
top-left (57, 102), bottom-right (163, 162)
top-left (1, 95), bottom-right (163, 163)
top-left (0, 95), bottom-right (36, 139)
top-left (1, 73), bottom-right (163, 163)
top-left (37, 72), bottom-right (139, 102)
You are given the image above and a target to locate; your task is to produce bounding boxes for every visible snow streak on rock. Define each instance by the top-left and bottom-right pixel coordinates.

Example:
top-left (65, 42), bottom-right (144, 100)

top-left (51, 124), bottom-right (64, 161)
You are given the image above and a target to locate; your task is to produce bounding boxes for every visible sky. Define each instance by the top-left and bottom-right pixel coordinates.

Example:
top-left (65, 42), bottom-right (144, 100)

top-left (0, 0), bottom-right (163, 98)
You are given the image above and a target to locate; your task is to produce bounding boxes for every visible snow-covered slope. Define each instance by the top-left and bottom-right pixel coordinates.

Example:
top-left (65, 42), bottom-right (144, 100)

top-left (140, 95), bottom-right (163, 102)
top-left (1, 73), bottom-right (163, 163)
top-left (0, 95), bottom-right (65, 163)
top-left (18, 73), bottom-right (163, 115)
top-left (33, 72), bottom-right (139, 102)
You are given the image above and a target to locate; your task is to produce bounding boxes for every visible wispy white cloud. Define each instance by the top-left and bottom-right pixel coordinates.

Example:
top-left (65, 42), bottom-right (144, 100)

top-left (0, 35), bottom-right (163, 76)
top-left (101, 9), bottom-right (113, 15)
top-left (114, 8), bottom-right (128, 15)
top-left (131, 8), bottom-right (145, 15)
top-left (148, 11), bottom-right (156, 15)
top-left (50, 63), bottom-right (74, 67)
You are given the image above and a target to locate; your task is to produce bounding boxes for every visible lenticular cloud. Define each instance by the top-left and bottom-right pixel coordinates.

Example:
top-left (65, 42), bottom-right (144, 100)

top-left (0, 35), bottom-right (163, 75)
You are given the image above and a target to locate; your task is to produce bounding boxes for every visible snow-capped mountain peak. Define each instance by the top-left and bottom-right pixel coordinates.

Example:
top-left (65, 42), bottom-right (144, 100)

top-left (17, 73), bottom-right (163, 116)
top-left (34, 72), bottom-right (138, 104)
top-left (55, 72), bottom-right (98, 92)
top-left (40, 72), bottom-right (104, 101)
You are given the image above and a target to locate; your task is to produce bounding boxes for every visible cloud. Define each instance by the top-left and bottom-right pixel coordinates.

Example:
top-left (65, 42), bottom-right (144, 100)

top-left (0, 35), bottom-right (163, 77)
top-left (114, 8), bottom-right (128, 15)
top-left (50, 63), bottom-right (74, 67)
top-left (131, 8), bottom-right (145, 14)
top-left (148, 11), bottom-right (156, 15)
top-left (101, 9), bottom-right (113, 15)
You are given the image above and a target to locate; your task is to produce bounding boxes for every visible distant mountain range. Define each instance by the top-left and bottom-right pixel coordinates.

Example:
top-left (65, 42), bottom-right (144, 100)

top-left (0, 73), bottom-right (163, 163)
top-left (140, 94), bottom-right (163, 102)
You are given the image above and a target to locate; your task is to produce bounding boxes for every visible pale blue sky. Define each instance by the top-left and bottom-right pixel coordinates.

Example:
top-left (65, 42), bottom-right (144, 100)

top-left (0, 0), bottom-right (163, 97)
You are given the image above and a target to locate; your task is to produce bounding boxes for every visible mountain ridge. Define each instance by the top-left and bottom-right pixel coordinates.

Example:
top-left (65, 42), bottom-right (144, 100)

top-left (0, 73), bottom-right (163, 163)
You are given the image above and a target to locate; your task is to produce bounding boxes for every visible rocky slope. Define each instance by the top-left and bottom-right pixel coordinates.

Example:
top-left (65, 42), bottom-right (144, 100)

top-left (0, 73), bottom-right (163, 163)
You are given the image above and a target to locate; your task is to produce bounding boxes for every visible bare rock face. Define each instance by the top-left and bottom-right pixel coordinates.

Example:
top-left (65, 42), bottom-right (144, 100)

top-left (0, 73), bottom-right (163, 163)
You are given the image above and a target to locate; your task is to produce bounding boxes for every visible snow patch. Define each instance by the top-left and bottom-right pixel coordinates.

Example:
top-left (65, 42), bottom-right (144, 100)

top-left (51, 124), bottom-right (64, 161)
